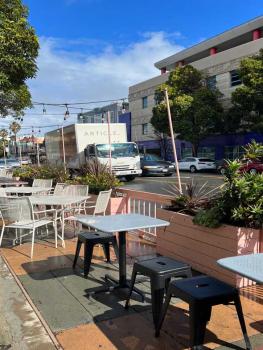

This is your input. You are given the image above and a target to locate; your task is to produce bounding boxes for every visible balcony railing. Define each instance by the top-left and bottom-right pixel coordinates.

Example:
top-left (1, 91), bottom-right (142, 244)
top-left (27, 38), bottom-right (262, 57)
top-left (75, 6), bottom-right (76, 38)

top-left (116, 188), bottom-right (173, 241)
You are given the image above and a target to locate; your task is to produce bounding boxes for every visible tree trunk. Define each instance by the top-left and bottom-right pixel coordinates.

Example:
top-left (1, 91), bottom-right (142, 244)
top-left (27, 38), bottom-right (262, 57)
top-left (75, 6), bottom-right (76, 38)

top-left (192, 143), bottom-right (198, 157)
top-left (14, 134), bottom-right (17, 157)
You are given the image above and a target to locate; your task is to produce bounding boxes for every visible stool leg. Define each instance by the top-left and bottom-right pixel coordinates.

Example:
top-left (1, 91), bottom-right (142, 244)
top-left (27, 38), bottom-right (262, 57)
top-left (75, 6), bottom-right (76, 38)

top-left (155, 287), bottom-right (172, 337)
top-left (84, 243), bottom-right (94, 278)
top-left (103, 243), bottom-right (110, 262)
top-left (189, 303), bottom-right (210, 348)
top-left (234, 294), bottom-right (252, 350)
top-left (112, 237), bottom-right (119, 262)
top-left (165, 278), bottom-right (171, 294)
top-left (125, 269), bottom-right (137, 309)
top-left (73, 240), bottom-right (82, 268)
top-left (151, 279), bottom-right (165, 332)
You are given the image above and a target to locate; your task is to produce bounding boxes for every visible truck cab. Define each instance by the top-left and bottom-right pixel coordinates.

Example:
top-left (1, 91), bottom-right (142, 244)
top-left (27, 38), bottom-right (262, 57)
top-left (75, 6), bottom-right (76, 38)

top-left (85, 142), bottom-right (142, 181)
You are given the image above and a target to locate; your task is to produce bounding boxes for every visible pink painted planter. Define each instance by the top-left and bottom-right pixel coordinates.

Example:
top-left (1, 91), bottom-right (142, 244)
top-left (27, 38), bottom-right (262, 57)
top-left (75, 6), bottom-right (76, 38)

top-left (106, 197), bottom-right (128, 215)
top-left (156, 208), bottom-right (263, 288)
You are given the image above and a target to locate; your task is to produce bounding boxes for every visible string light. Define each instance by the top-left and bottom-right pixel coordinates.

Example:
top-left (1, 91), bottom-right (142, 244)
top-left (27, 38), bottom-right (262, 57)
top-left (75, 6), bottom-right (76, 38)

top-left (64, 104), bottom-right (70, 120)
top-left (42, 104), bottom-right (46, 114)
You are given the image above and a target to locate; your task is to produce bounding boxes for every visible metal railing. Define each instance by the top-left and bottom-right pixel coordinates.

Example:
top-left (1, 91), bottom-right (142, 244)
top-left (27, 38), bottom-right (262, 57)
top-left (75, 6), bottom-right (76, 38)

top-left (116, 188), bottom-right (173, 241)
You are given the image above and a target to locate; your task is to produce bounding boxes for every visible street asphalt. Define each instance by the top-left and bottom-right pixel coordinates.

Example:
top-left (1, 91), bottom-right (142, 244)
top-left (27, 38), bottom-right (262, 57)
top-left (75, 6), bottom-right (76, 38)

top-left (123, 171), bottom-right (224, 196)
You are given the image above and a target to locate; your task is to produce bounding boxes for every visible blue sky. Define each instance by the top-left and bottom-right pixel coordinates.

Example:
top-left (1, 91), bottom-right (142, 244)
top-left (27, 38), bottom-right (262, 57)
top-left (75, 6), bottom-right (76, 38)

top-left (11, 0), bottom-right (263, 133)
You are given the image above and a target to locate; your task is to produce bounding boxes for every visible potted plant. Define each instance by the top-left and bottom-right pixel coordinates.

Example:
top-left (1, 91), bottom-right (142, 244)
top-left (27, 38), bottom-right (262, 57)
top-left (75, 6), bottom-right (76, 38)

top-left (73, 159), bottom-right (125, 214)
top-left (156, 159), bottom-right (263, 287)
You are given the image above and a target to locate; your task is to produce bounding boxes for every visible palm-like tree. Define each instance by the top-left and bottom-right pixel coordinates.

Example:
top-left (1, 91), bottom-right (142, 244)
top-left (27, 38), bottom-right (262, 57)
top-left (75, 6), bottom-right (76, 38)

top-left (9, 122), bottom-right (21, 156)
top-left (0, 129), bottom-right (8, 160)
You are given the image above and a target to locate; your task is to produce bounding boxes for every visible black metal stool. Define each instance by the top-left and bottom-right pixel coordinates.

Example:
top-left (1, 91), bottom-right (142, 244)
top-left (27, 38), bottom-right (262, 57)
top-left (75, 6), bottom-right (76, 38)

top-left (156, 275), bottom-right (252, 350)
top-left (125, 256), bottom-right (192, 330)
top-left (73, 231), bottom-right (119, 278)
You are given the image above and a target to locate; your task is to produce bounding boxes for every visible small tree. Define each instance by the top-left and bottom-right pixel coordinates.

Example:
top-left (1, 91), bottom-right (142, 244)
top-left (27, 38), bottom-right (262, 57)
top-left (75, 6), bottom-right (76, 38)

top-left (0, 129), bottom-right (8, 160)
top-left (0, 0), bottom-right (39, 117)
top-left (229, 49), bottom-right (263, 132)
top-left (9, 121), bottom-right (21, 156)
top-left (151, 66), bottom-right (224, 156)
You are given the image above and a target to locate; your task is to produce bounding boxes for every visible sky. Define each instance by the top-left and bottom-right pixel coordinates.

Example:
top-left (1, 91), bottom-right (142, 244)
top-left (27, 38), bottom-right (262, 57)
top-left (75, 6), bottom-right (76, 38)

top-left (8, 0), bottom-right (263, 134)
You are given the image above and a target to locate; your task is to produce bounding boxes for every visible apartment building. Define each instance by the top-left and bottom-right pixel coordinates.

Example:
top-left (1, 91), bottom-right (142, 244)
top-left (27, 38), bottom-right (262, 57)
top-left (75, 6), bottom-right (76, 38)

top-left (129, 16), bottom-right (263, 160)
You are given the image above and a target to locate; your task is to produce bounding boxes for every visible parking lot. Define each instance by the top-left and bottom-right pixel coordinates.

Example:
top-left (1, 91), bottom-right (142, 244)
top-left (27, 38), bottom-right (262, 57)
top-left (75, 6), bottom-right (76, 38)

top-left (123, 172), bottom-right (224, 195)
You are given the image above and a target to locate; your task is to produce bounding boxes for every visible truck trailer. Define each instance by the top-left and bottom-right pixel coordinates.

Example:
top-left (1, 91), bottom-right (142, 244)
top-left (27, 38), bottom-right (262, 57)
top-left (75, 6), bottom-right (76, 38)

top-left (45, 123), bottom-right (142, 181)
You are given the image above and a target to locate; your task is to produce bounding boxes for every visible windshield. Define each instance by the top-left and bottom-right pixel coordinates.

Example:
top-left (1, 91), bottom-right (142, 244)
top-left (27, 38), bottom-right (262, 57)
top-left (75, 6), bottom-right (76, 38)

top-left (143, 154), bottom-right (163, 161)
top-left (96, 143), bottom-right (139, 158)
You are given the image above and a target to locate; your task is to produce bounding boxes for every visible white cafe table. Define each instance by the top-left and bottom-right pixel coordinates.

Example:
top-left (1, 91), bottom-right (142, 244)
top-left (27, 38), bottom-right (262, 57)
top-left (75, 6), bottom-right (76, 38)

top-left (30, 195), bottom-right (90, 246)
top-left (217, 253), bottom-right (263, 284)
top-left (76, 213), bottom-right (170, 295)
top-left (4, 186), bottom-right (51, 195)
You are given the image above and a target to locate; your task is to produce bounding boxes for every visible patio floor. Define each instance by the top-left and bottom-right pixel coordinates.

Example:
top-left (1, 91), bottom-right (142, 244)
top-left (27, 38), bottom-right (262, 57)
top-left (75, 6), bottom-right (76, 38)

top-left (0, 226), bottom-right (263, 350)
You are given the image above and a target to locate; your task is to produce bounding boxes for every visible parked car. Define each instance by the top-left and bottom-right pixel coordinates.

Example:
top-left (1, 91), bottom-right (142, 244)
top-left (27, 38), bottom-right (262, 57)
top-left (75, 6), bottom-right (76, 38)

top-left (19, 157), bottom-right (32, 165)
top-left (0, 158), bottom-right (21, 170)
top-left (239, 159), bottom-right (263, 174)
top-left (216, 159), bottom-right (229, 175)
top-left (178, 157), bottom-right (216, 173)
top-left (140, 154), bottom-right (175, 176)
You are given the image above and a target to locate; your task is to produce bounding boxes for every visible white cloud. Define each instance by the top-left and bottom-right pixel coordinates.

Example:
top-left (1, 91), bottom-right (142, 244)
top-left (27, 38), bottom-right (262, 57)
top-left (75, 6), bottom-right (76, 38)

top-left (26, 32), bottom-right (184, 131)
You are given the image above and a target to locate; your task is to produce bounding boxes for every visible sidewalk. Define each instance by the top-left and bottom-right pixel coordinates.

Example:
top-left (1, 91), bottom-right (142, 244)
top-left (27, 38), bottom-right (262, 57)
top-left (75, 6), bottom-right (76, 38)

top-left (0, 256), bottom-right (56, 350)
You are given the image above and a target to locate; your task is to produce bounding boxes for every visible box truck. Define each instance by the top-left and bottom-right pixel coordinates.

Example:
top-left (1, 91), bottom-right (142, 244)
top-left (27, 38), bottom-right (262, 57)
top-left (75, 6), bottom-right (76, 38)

top-left (45, 123), bottom-right (142, 181)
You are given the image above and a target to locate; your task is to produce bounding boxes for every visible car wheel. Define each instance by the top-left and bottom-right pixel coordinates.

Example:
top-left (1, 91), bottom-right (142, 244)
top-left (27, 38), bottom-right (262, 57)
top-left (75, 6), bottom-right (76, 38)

top-left (125, 175), bottom-right (136, 181)
top-left (190, 165), bottom-right (197, 173)
top-left (249, 168), bottom-right (257, 175)
top-left (220, 168), bottom-right (226, 175)
top-left (164, 173), bottom-right (172, 177)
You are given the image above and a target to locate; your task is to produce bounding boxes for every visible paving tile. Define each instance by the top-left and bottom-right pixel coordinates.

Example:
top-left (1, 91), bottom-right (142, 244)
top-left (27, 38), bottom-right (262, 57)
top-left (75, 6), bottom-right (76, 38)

top-left (18, 270), bottom-right (92, 332)
top-left (216, 333), bottom-right (263, 350)
top-left (0, 257), bottom-right (56, 350)
top-left (5, 254), bottom-right (74, 276)
top-left (56, 313), bottom-right (184, 350)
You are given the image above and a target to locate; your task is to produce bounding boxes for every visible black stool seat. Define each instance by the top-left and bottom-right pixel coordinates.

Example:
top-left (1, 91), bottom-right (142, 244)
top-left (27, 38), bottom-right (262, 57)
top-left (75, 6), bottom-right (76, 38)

top-left (156, 275), bottom-right (252, 350)
top-left (78, 231), bottom-right (116, 243)
top-left (125, 256), bottom-right (192, 329)
top-left (73, 231), bottom-right (119, 278)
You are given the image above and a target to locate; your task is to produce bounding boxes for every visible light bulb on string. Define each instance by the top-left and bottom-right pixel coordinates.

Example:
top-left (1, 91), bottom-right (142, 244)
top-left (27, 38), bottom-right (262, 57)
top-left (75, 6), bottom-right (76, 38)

top-left (42, 104), bottom-right (46, 114)
top-left (121, 99), bottom-right (126, 114)
top-left (64, 104), bottom-right (70, 120)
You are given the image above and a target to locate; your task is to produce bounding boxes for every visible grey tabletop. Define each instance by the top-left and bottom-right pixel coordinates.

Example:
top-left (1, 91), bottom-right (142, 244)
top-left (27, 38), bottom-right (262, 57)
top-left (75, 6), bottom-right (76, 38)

top-left (217, 253), bottom-right (263, 284)
top-left (76, 213), bottom-right (170, 233)
top-left (5, 186), bottom-right (51, 194)
top-left (30, 195), bottom-right (89, 206)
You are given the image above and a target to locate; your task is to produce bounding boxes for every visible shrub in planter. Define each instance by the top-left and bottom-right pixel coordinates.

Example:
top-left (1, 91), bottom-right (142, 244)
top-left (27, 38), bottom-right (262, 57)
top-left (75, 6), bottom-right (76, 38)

top-left (193, 160), bottom-right (263, 229)
top-left (13, 164), bottom-right (70, 185)
top-left (72, 159), bottom-right (122, 194)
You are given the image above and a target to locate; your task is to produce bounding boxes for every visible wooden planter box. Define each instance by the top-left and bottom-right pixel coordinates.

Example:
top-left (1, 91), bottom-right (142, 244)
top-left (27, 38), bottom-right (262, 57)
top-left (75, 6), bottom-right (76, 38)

top-left (156, 208), bottom-right (263, 287)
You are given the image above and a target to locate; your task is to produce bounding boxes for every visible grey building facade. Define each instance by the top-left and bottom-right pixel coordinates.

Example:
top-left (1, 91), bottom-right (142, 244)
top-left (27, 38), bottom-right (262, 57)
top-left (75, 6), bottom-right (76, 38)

top-left (129, 16), bottom-right (263, 156)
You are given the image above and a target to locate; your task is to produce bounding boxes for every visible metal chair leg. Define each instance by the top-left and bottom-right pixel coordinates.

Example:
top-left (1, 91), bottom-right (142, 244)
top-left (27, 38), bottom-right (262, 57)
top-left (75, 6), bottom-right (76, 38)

top-left (84, 243), bottom-right (94, 278)
top-left (125, 269), bottom-right (138, 309)
top-left (73, 240), bottom-right (82, 268)
top-left (150, 281), bottom-right (165, 332)
top-left (234, 294), bottom-right (252, 350)
top-left (112, 237), bottom-right (119, 262)
top-left (155, 287), bottom-right (172, 337)
top-left (103, 243), bottom-right (110, 262)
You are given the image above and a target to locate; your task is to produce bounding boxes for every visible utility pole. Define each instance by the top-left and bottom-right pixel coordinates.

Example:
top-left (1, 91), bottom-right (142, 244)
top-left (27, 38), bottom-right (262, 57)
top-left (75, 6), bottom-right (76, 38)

top-left (164, 88), bottom-right (182, 194)
top-left (107, 111), bottom-right (112, 173)
top-left (61, 124), bottom-right (66, 173)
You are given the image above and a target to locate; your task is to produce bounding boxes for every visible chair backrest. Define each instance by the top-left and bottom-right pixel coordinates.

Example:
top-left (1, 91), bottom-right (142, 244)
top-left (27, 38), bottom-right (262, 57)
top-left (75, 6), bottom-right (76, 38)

top-left (32, 179), bottom-right (53, 188)
top-left (0, 169), bottom-right (7, 177)
top-left (0, 188), bottom-right (6, 197)
top-left (94, 189), bottom-right (112, 215)
top-left (53, 183), bottom-right (68, 195)
top-left (0, 196), bottom-right (32, 223)
top-left (64, 185), bottom-right (89, 196)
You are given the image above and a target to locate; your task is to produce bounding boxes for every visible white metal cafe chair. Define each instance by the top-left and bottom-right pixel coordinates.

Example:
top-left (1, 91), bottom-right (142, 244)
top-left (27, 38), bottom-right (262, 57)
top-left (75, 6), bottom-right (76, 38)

top-left (0, 196), bottom-right (58, 258)
top-left (32, 178), bottom-right (53, 188)
top-left (61, 185), bottom-right (90, 236)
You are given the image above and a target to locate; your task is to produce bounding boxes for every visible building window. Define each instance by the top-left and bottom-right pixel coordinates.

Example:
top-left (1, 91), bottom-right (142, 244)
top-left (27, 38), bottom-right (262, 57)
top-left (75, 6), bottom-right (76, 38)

top-left (142, 123), bottom-right (148, 135)
top-left (197, 147), bottom-right (215, 160)
top-left (224, 145), bottom-right (244, 160)
top-left (142, 96), bottom-right (148, 109)
top-left (206, 75), bottom-right (217, 90)
top-left (230, 70), bottom-right (242, 87)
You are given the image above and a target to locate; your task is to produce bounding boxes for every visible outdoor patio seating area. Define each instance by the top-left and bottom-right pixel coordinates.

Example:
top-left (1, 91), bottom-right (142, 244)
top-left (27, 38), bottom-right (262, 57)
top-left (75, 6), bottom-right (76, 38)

top-left (1, 221), bottom-right (263, 349)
